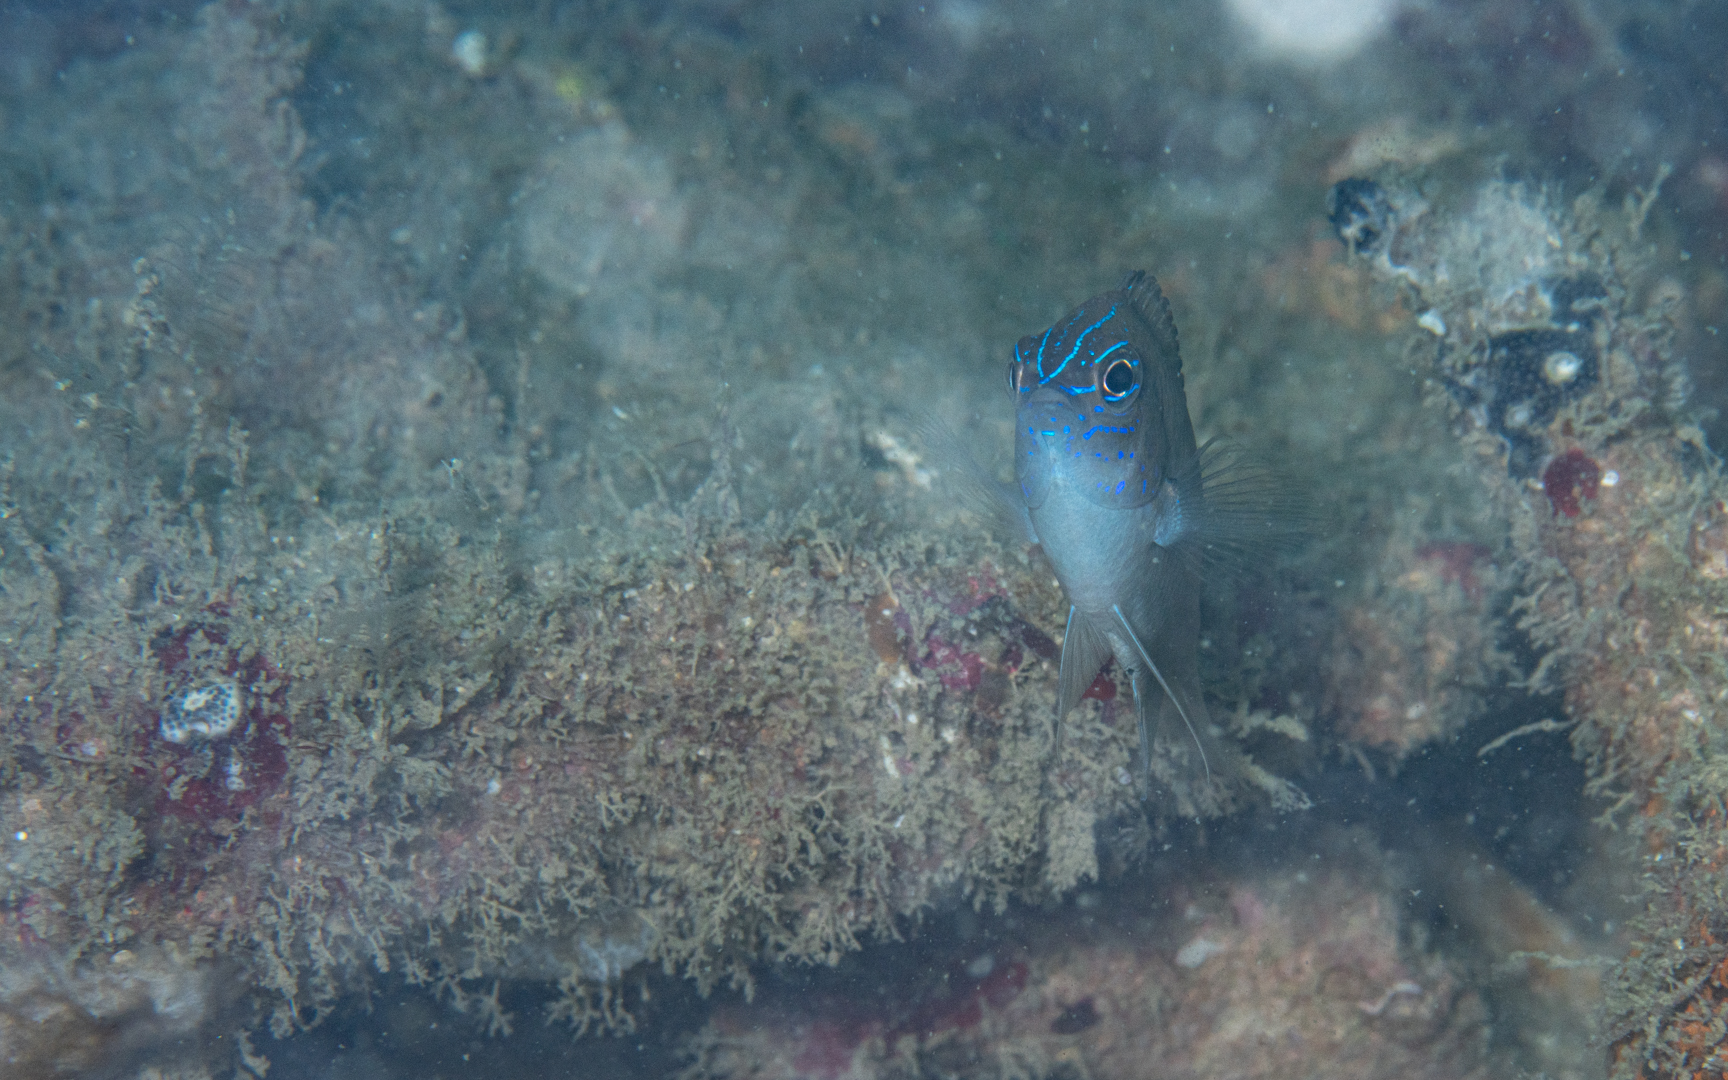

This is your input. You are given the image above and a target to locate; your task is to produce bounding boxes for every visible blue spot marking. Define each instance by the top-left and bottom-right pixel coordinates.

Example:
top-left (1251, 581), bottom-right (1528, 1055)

top-left (1115, 481), bottom-right (1125, 494)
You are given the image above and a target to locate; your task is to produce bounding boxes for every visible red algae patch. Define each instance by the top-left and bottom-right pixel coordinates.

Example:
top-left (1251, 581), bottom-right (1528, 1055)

top-left (1542, 449), bottom-right (1601, 518)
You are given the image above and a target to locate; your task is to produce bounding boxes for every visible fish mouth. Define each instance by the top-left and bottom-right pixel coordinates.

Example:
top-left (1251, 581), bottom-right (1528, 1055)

top-left (1025, 385), bottom-right (1069, 409)
top-left (1021, 385), bottom-right (1073, 426)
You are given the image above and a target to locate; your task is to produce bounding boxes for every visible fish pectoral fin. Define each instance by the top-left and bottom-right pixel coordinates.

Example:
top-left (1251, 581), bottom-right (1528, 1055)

top-left (1055, 607), bottom-right (1112, 731)
top-left (1112, 604), bottom-right (1210, 783)
top-left (912, 414), bottom-right (1037, 542)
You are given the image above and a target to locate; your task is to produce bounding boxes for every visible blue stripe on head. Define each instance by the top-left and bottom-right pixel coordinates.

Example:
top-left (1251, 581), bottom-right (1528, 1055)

top-left (1038, 304), bottom-right (1120, 385)
top-left (1061, 305), bottom-right (1116, 370)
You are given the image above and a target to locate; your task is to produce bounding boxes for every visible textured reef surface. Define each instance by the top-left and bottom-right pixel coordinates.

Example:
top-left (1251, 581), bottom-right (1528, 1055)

top-left (1, 1), bottom-right (1726, 1078)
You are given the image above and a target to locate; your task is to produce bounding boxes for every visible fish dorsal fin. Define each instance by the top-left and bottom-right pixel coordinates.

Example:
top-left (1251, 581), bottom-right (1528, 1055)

top-left (1118, 270), bottom-right (1180, 361)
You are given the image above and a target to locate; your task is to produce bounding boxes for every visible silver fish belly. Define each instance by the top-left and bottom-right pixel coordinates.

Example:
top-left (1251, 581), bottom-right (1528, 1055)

top-left (1006, 271), bottom-right (1219, 791)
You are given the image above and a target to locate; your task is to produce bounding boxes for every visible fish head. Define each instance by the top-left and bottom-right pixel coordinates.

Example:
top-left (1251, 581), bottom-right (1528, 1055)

top-left (1009, 281), bottom-right (1183, 510)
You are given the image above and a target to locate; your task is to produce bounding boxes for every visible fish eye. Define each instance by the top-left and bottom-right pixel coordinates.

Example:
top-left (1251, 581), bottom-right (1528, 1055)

top-left (1101, 358), bottom-right (1136, 400)
top-left (1006, 361), bottom-right (1020, 394)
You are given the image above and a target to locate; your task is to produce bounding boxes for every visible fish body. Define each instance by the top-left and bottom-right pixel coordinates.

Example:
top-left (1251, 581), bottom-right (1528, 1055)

top-left (1007, 272), bottom-right (1218, 789)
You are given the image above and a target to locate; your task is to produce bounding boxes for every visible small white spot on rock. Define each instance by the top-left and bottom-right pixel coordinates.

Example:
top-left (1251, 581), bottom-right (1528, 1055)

top-left (880, 735), bottom-right (901, 778)
top-left (1175, 936), bottom-right (1226, 969)
top-left (1542, 350), bottom-right (1583, 385)
top-left (451, 30), bottom-right (490, 77)
top-left (160, 681), bottom-right (242, 744)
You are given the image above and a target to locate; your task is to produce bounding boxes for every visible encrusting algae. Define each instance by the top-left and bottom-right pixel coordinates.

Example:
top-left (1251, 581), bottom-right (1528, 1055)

top-left (0, 11), bottom-right (1283, 1059)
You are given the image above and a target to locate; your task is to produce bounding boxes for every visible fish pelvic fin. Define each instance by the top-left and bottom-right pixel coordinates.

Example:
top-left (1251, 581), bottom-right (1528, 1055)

top-left (1112, 604), bottom-right (1210, 784)
top-left (1054, 607), bottom-right (1111, 751)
